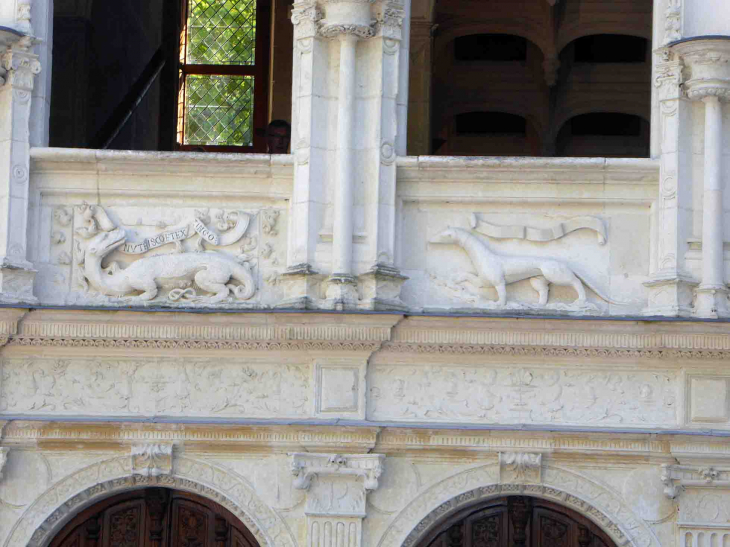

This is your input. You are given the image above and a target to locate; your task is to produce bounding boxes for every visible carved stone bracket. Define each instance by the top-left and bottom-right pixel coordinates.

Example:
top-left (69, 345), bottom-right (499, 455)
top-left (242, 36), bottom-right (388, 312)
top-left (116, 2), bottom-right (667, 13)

top-left (500, 452), bottom-right (543, 484)
top-left (0, 447), bottom-right (8, 481)
top-left (291, 453), bottom-right (384, 516)
top-left (661, 464), bottom-right (730, 499)
top-left (131, 443), bottom-right (174, 477)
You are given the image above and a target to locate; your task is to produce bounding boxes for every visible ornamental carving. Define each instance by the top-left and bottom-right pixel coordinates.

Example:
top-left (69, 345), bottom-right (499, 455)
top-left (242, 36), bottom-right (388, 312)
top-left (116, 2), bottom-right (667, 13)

top-left (664, 0), bottom-right (682, 44)
top-left (1, 43), bottom-right (41, 90)
top-left (429, 220), bottom-right (626, 312)
top-left (68, 203), bottom-right (276, 306)
top-left (291, 453), bottom-right (384, 516)
top-left (661, 464), bottom-right (730, 499)
top-left (0, 357), bottom-right (311, 418)
top-left (369, 365), bottom-right (678, 427)
top-left (500, 452), bottom-right (542, 483)
top-left (131, 443), bottom-right (173, 477)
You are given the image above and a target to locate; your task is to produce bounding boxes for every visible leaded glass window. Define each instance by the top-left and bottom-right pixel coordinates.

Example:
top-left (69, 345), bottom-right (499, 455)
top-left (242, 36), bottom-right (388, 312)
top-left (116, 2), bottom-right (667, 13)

top-left (177, 0), bottom-right (270, 152)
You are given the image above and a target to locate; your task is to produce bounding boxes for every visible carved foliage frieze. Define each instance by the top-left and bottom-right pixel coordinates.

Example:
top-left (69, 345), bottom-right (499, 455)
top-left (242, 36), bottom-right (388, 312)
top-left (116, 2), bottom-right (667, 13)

top-left (369, 365), bottom-right (678, 427)
top-left (0, 357), bottom-right (311, 418)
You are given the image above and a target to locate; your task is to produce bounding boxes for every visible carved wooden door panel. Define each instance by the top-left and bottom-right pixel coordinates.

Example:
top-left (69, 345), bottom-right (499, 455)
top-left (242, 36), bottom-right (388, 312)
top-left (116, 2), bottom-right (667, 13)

top-left (420, 497), bottom-right (616, 547)
top-left (50, 489), bottom-right (259, 547)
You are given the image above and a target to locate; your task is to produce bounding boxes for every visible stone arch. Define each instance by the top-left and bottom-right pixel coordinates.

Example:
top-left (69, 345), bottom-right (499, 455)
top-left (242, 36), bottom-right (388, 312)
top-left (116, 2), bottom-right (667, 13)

top-left (556, 26), bottom-right (651, 56)
top-left (554, 104), bottom-right (651, 135)
top-left (434, 23), bottom-right (550, 62)
top-left (376, 463), bottom-right (659, 547)
top-left (3, 455), bottom-right (296, 547)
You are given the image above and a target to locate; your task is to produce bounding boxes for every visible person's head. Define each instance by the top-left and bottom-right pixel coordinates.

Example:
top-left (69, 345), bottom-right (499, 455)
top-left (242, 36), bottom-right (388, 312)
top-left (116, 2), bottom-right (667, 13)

top-left (266, 120), bottom-right (291, 154)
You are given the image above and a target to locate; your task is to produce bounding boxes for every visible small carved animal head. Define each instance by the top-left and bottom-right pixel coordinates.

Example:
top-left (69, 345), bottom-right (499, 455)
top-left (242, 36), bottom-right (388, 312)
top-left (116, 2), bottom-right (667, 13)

top-left (431, 226), bottom-right (460, 244)
top-left (86, 228), bottom-right (127, 258)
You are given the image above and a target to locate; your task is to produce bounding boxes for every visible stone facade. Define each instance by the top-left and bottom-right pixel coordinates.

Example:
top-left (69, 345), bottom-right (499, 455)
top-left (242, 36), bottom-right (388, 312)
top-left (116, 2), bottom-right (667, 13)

top-left (2, 0), bottom-right (730, 546)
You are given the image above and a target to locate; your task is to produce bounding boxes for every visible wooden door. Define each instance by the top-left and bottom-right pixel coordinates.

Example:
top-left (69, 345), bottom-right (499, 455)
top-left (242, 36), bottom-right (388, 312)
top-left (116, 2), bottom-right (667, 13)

top-left (420, 497), bottom-right (616, 547)
top-left (50, 489), bottom-right (259, 547)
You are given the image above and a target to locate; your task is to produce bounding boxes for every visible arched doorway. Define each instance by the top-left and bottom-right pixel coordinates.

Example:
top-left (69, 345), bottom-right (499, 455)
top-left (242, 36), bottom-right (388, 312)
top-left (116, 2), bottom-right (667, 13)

top-left (414, 496), bottom-right (618, 547)
top-left (48, 488), bottom-right (260, 547)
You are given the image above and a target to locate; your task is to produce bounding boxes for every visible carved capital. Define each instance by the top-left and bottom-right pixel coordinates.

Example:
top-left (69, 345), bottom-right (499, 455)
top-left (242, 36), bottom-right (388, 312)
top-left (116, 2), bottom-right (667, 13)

top-left (0, 447), bottom-right (8, 481)
top-left (499, 452), bottom-right (542, 484)
top-left (291, 453), bottom-right (385, 516)
top-left (292, 0), bottom-right (324, 39)
top-left (1, 41), bottom-right (41, 91)
top-left (131, 443), bottom-right (173, 477)
top-left (661, 464), bottom-right (730, 499)
top-left (672, 39), bottom-right (730, 102)
top-left (654, 49), bottom-right (686, 100)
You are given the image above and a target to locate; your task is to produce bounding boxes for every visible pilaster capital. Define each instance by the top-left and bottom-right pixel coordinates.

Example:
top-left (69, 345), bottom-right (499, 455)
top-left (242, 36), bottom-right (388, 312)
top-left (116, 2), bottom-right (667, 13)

top-left (293, 0), bottom-right (404, 41)
top-left (654, 49), bottom-right (686, 101)
top-left (0, 38), bottom-right (41, 91)
top-left (0, 447), bottom-right (8, 481)
top-left (291, 453), bottom-right (385, 517)
top-left (661, 464), bottom-right (730, 499)
top-left (672, 39), bottom-right (730, 102)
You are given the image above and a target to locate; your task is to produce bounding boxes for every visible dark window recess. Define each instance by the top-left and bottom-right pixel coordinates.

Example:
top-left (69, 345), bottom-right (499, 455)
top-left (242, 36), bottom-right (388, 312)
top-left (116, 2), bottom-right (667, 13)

top-left (573, 34), bottom-right (647, 63)
top-left (456, 112), bottom-right (527, 134)
top-left (454, 34), bottom-right (528, 62)
top-left (570, 113), bottom-right (642, 136)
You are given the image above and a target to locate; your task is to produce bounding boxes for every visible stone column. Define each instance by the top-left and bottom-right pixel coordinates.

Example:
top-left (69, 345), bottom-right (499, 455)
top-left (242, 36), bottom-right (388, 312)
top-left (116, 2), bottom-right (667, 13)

top-left (0, 30), bottom-right (40, 303)
top-left (291, 453), bottom-right (385, 547)
top-left (672, 39), bottom-right (730, 318)
top-left (286, 0), bottom-right (409, 310)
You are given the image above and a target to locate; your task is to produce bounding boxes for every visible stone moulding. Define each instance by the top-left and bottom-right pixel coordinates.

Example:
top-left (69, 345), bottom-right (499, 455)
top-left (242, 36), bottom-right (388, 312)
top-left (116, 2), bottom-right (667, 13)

top-left (4, 455), bottom-right (297, 547)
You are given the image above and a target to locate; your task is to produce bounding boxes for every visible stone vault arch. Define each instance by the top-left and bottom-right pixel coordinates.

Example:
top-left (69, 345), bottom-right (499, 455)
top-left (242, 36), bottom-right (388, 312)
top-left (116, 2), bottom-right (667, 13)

top-left (376, 463), bottom-right (659, 547)
top-left (3, 455), bottom-right (296, 547)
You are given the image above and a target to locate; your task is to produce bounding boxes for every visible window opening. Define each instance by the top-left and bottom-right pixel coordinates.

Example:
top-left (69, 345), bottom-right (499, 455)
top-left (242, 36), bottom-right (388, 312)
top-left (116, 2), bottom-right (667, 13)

top-left (573, 35), bottom-right (647, 63)
top-left (456, 112), bottom-right (527, 135)
top-left (570, 113), bottom-right (642, 136)
top-left (454, 34), bottom-right (528, 62)
top-left (177, 0), bottom-right (270, 152)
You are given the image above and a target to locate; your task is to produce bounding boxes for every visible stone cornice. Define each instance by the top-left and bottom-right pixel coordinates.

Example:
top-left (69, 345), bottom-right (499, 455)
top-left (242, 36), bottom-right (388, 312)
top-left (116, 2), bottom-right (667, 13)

top-left (3, 423), bottom-right (730, 461)
top-left (0, 309), bottom-right (399, 353)
top-left (381, 317), bottom-right (730, 360)
top-left (4, 310), bottom-right (730, 359)
top-left (661, 464), bottom-right (730, 498)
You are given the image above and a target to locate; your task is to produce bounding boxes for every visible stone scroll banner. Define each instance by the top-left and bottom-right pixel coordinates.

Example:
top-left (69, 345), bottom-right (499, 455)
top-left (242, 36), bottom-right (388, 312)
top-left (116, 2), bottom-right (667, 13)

top-left (470, 213), bottom-right (607, 245)
top-left (79, 205), bottom-right (252, 254)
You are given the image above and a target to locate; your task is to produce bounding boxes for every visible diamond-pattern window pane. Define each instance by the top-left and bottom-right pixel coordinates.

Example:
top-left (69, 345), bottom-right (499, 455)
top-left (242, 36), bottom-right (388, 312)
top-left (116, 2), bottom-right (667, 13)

top-left (187, 0), bottom-right (256, 65)
top-left (184, 75), bottom-right (255, 146)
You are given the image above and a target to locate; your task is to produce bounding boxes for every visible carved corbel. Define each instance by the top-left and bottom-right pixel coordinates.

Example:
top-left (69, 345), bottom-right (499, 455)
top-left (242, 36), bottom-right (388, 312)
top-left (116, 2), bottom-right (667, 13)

top-left (661, 464), bottom-right (730, 499)
top-left (499, 452), bottom-right (543, 484)
top-left (0, 447), bottom-right (8, 481)
top-left (131, 443), bottom-right (174, 477)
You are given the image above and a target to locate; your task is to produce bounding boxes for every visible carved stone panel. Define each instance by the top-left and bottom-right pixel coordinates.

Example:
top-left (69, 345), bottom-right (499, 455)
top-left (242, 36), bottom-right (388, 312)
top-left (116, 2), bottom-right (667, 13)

top-left (314, 362), bottom-right (365, 418)
top-left (0, 358), bottom-right (311, 419)
top-left (369, 365), bottom-right (678, 428)
top-left (131, 444), bottom-right (173, 477)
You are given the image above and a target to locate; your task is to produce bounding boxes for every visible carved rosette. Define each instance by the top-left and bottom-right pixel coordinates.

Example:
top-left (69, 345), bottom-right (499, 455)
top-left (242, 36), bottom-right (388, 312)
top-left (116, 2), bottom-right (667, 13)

top-left (291, 453), bottom-right (384, 516)
top-left (672, 40), bottom-right (730, 102)
top-left (131, 443), bottom-right (174, 477)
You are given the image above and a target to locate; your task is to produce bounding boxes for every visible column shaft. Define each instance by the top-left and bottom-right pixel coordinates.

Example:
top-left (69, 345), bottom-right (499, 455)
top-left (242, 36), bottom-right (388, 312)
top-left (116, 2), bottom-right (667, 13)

top-left (332, 34), bottom-right (358, 276)
top-left (701, 96), bottom-right (724, 289)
